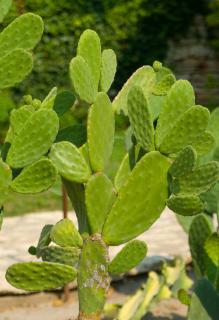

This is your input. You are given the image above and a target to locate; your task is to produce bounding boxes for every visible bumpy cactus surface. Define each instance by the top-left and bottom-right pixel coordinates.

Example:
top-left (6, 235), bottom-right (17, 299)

top-left (1, 29), bottom-right (219, 320)
top-left (0, 10), bottom-right (43, 89)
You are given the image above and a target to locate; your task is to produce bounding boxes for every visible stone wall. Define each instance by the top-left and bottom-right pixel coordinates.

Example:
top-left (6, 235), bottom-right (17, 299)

top-left (165, 15), bottom-right (219, 108)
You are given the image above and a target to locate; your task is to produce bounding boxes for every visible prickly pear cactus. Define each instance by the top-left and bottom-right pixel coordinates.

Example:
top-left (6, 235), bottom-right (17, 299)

top-left (2, 29), bottom-right (218, 320)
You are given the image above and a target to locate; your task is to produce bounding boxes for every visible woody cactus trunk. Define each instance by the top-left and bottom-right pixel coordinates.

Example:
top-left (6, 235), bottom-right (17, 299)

top-left (1, 29), bottom-right (219, 320)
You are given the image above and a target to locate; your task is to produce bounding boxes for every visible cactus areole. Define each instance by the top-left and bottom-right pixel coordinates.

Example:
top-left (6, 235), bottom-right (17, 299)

top-left (2, 28), bottom-right (219, 320)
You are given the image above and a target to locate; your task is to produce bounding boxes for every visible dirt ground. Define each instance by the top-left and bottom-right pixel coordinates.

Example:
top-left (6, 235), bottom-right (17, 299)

top-left (0, 275), bottom-right (186, 320)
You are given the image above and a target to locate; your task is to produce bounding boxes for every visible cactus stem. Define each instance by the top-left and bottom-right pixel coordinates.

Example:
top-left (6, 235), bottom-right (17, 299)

top-left (77, 235), bottom-right (110, 319)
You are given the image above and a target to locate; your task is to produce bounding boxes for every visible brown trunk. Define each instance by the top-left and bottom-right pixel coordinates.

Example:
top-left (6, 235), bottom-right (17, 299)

top-left (78, 312), bottom-right (101, 320)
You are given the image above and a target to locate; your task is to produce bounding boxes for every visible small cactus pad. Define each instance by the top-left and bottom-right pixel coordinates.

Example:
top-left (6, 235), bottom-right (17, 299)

top-left (189, 214), bottom-right (213, 277)
top-left (0, 49), bottom-right (33, 89)
top-left (78, 238), bottom-right (109, 315)
top-left (152, 74), bottom-right (176, 96)
top-left (113, 66), bottom-right (156, 115)
top-left (0, 0), bottom-right (12, 23)
top-left (190, 131), bottom-right (215, 156)
top-left (51, 218), bottom-right (83, 248)
top-left (35, 224), bottom-right (53, 256)
top-left (100, 49), bottom-right (117, 92)
top-left (109, 240), bottom-right (147, 275)
top-left (159, 106), bottom-right (210, 154)
top-left (200, 183), bottom-right (219, 214)
top-left (7, 109), bottom-right (59, 168)
top-left (77, 29), bottom-right (101, 92)
top-left (114, 154), bottom-right (131, 191)
top-left (103, 151), bottom-right (170, 245)
top-left (173, 161), bottom-right (219, 195)
top-left (167, 195), bottom-right (204, 216)
top-left (169, 146), bottom-right (197, 178)
top-left (128, 86), bottom-right (154, 151)
top-left (88, 92), bottom-right (114, 172)
top-left (155, 80), bottom-right (195, 147)
top-left (6, 262), bottom-right (77, 291)
top-left (11, 159), bottom-right (57, 194)
top-left (0, 13), bottom-right (43, 58)
top-left (0, 159), bottom-right (12, 206)
top-left (69, 56), bottom-right (96, 104)
top-left (40, 246), bottom-right (80, 267)
top-left (10, 105), bottom-right (35, 140)
top-left (49, 141), bottom-right (91, 183)
top-left (85, 173), bottom-right (115, 234)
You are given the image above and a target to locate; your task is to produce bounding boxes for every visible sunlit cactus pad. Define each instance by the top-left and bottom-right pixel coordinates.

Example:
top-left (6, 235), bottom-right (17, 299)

top-left (109, 240), bottom-right (147, 275)
top-left (6, 262), bottom-right (77, 291)
top-left (49, 141), bottom-right (91, 183)
top-left (11, 159), bottom-right (57, 193)
top-left (51, 218), bottom-right (83, 248)
top-left (103, 151), bottom-right (170, 245)
top-left (7, 109), bottom-right (59, 168)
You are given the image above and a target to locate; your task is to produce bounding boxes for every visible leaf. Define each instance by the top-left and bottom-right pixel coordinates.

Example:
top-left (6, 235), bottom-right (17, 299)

top-left (100, 49), bottom-right (117, 92)
top-left (169, 146), bottom-right (197, 178)
top-left (167, 195), bottom-right (204, 216)
top-left (53, 91), bottom-right (75, 116)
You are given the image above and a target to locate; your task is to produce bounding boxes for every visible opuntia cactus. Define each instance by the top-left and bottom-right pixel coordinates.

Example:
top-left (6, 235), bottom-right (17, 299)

top-left (1, 29), bottom-right (219, 320)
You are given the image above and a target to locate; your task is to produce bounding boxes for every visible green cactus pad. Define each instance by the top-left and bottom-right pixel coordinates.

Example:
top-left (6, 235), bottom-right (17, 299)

top-left (114, 154), bottom-right (131, 191)
top-left (190, 131), bottom-right (215, 156)
top-left (51, 218), bottom-right (83, 248)
top-left (169, 146), bottom-right (197, 178)
top-left (189, 214), bottom-right (213, 277)
top-left (7, 109), bottom-right (59, 168)
top-left (113, 66), bottom-right (156, 115)
top-left (128, 86), bottom-right (154, 151)
top-left (167, 195), bottom-right (204, 216)
top-left (204, 233), bottom-right (219, 267)
top-left (0, 49), bottom-right (33, 89)
top-left (100, 49), bottom-right (117, 92)
top-left (109, 240), bottom-right (147, 275)
top-left (156, 80), bottom-right (195, 147)
top-left (88, 92), bottom-right (114, 172)
top-left (78, 238), bottom-right (109, 315)
top-left (49, 141), bottom-right (91, 183)
top-left (35, 224), bottom-right (53, 257)
top-left (0, 159), bottom-right (12, 206)
top-left (86, 173), bottom-right (115, 234)
top-left (10, 105), bottom-right (35, 140)
top-left (152, 73), bottom-right (176, 96)
top-left (159, 106), bottom-right (210, 154)
top-left (11, 159), bottom-right (57, 194)
top-left (77, 29), bottom-right (101, 92)
top-left (103, 151), bottom-right (170, 245)
top-left (0, 13), bottom-right (43, 58)
top-left (6, 262), bottom-right (77, 291)
top-left (0, 0), bottom-right (12, 23)
top-left (200, 183), bottom-right (219, 214)
top-left (40, 246), bottom-right (80, 267)
top-left (173, 161), bottom-right (219, 195)
top-left (69, 56), bottom-right (96, 104)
